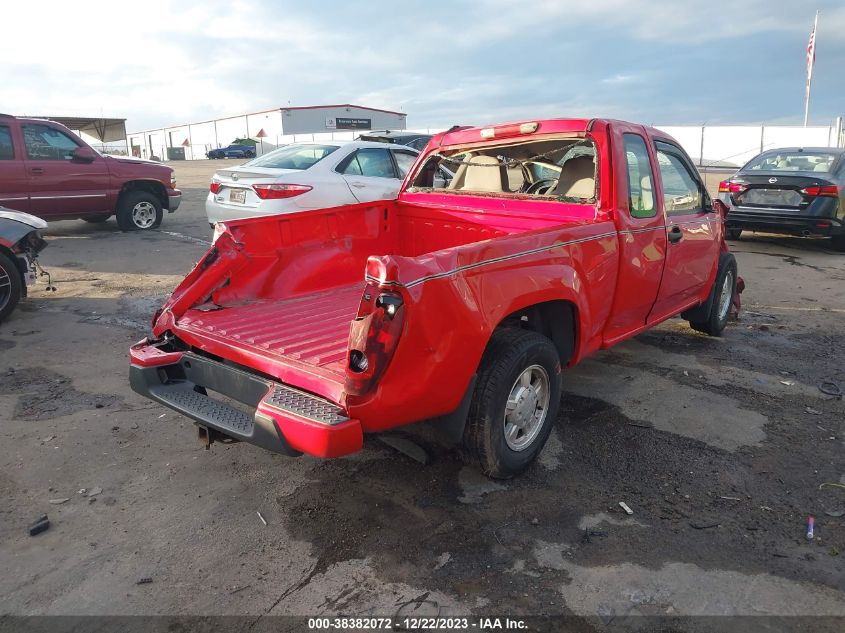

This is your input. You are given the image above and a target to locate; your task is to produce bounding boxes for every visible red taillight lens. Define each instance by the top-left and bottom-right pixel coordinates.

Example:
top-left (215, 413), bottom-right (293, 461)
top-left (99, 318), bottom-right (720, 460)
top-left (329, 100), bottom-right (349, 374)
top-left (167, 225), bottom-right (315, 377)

top-left (718, 181), bottom-right (746, 194)
top-left (345, 283), bottom-right (405, 396)
top-left (210, 180), bottom-right (221, 194)
top-left (252, 184), bottom-right (312, 200)
top-left (800, 185), bottom-right (839, 198)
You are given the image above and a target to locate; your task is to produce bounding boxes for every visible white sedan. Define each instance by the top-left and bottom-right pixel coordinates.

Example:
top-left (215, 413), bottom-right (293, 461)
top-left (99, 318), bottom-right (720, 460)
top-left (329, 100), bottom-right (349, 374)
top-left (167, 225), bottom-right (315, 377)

top-left (205, 140), bottom-right (423, 224)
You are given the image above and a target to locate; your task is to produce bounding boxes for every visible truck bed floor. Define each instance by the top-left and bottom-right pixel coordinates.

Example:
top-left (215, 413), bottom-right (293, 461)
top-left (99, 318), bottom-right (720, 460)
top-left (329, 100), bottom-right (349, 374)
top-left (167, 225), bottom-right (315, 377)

top-left (176, 284), bottom-right (363, 379)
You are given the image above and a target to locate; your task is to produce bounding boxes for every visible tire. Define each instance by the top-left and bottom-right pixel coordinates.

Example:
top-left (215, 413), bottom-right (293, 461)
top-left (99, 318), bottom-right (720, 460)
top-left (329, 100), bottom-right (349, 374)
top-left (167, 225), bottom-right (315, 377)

top-left (0, 251), bottom-right (23, 324)
top-left (689, 254), bottom-right (737, 336)
top-left (245, 151), bottom-right (255, 158)
top-left (464, 328), bottom-right (562, 479)
top-left (831, 235), bottom-right (845, 252)
top-left (725, 228), bottom-right (742, 240)
top-left (116, 191), bottom-right (163, 231)
top-left (82, 215), bottom-right (109, 223)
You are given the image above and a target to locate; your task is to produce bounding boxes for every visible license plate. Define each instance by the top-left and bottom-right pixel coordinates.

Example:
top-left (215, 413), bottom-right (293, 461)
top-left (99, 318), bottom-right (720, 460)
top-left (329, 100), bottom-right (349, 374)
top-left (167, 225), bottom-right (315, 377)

top-left (229, 189), bottom-right (247, 204)
top-left (740, 188), bottom-right (802, 206)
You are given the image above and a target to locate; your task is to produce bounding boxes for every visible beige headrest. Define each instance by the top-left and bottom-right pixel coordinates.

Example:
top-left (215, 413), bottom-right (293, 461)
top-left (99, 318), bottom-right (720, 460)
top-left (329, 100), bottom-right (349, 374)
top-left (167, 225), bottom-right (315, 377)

top-left (460, 155), bottom-right (508, 193)
top-left (554, 156), bottom-right (595, 198)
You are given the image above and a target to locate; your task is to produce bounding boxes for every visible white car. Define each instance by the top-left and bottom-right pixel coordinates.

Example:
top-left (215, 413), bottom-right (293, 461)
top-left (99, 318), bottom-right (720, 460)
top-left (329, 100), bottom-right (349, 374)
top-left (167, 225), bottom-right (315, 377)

top-left (205, 140), bottom-right (423, 224)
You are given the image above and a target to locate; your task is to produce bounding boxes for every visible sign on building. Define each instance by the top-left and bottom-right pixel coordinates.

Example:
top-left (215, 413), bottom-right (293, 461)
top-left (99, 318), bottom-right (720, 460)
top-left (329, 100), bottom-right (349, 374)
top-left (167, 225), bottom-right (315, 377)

top-left (326, 117), bottom-right (372, 130)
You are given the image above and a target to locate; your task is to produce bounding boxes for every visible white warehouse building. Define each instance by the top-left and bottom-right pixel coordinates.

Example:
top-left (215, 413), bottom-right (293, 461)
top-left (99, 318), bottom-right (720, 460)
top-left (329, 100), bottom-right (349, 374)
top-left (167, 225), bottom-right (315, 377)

top-left (127, 104), bottom-right (407, 160)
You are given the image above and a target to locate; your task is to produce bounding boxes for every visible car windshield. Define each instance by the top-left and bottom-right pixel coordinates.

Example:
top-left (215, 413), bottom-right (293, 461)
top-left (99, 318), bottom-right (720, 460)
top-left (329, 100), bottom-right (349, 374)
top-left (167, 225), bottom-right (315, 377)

top-left (245, 144), bottom-right (339, 170)
top-left (744, 151), bottom-right (838, 173)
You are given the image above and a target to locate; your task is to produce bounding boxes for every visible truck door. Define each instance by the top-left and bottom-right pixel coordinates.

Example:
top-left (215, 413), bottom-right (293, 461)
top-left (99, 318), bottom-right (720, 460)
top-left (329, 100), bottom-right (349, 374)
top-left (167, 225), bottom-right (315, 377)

top-left (602, 125), bottom-right (667, 345)
top-left (648, 139), bottom-right (720, 321)
top-left (0, 122), bottom-right (30, 212)
top-left (22, 123), bottom-right (110, 218)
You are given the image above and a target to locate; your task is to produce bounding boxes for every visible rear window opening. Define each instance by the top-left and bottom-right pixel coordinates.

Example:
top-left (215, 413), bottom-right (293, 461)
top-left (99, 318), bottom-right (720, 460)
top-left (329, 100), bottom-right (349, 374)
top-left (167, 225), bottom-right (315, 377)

top-left (407, 137), bottom-right (597, 202)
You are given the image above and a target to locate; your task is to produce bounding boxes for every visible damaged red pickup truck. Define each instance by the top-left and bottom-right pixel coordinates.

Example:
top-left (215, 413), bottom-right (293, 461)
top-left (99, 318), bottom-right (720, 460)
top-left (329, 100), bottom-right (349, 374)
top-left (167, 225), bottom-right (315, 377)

top-left (130, 118), bottom-right (741, 478)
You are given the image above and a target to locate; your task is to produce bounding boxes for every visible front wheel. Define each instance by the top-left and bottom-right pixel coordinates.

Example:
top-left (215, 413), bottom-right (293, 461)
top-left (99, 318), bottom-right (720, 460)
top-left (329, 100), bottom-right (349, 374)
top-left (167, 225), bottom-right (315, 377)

top-left (116, 191), bottom-right (163, 231)
top-left (689, 254), bottom-right (737, 336)
top-left (464, 328), bottom-right (562, 479)
top-left (0, 251), bottom-right (23, 323)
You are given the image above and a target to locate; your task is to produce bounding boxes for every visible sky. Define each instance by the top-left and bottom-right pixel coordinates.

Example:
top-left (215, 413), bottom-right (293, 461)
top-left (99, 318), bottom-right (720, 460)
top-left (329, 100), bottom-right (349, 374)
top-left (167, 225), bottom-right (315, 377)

top-left (3, 0), bottom-right (844, 132)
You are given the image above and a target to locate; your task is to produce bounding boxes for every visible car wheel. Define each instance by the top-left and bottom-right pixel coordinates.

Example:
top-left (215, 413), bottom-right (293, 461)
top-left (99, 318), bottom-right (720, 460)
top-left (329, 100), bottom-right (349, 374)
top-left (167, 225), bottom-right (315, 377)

top-left (689, 253), bottom-right (737, 337)
top-left (0, 251), bottom-right (23, 323)
top-left (464, 328), bottom-right (562, 479)
top-left (82, 215), bottom-right (109, 223)
top-left (725, 228), bottom-right (742, 240)
top-left (831, 235), bottom-right (845, 252)
top-left (116, 191), bottom-right (163, 231)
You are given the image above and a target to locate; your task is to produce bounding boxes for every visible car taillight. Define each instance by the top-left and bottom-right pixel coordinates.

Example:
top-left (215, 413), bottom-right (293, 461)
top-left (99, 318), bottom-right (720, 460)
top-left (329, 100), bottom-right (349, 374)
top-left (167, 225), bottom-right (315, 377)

top-left (718, 181), bottom-right (746, 194)
top-left (252, 184), bottom-right (312, 199)
top-left (345, 282), bottom-right (405, 396)
top-left (800, 185), bottom-right (839, 198)
top-left (210, 180), bottom-right (221, 194)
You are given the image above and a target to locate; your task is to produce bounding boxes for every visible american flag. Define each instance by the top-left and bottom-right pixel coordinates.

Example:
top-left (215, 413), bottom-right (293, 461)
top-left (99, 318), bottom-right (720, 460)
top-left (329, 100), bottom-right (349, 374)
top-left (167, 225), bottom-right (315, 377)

top-left (804, 11), bottom-right (818, 126)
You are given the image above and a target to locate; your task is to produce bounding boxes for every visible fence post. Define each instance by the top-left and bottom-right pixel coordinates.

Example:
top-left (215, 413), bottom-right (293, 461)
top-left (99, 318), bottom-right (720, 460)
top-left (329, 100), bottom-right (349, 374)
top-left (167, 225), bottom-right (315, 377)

top-left (699, 125), bottom-right (705, 167)
top-left (760, 125), bottom-right (765, 154)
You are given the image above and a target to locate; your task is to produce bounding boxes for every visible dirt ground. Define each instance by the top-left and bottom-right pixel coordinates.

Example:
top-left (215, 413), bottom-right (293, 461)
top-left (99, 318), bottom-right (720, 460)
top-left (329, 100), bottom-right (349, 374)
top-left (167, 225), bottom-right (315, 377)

top-left (1, 159), bottom-right (844, 630)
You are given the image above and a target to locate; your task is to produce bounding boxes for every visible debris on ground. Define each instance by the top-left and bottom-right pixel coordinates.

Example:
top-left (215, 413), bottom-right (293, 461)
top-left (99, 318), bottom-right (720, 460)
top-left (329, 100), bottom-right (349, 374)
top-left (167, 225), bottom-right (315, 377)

top-left (87, 486), bottom-right (103, 498)
top-left (805, 407), bottom-right (822, 415)
top-left (28, 515), bottom-right (50, 536)
top-left (824, 509), bottom-right (845, 518)
top-left (819, 483), bottom-right (845, 491)
top-left (256, 511), bottom-right (267, 526)
top-left (618, 501), bottom-right (633, 515)
top-left (49, 498), bottom-right (70, 505)
top-left (806, 516), bottom-right (815, 540)
top-left (378, 435), bottom-right (430, 465)
top-left (40, 435), bottom-right (56, 444)
top-left (719, 496), bottom-right (742, 501)
top-left (581, 528), bottom-right (609, 544)
top-left (136, 577), bottom-right (153, 585)
top-left (818, 381), bottom-right (843, 399)
top-left (690, 521), bottom-right (720, 530)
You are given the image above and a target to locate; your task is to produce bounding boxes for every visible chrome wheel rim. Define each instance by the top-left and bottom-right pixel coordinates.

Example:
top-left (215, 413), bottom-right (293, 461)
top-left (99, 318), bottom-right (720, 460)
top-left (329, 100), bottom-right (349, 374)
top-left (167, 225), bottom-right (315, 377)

top-left (504, 364), bottom-right (550, 451)
top-left (131, 201), bottom-right (156, 229)
top-left (717, 270), bottom-right (734, 321)
top-left (0, 263), bottom-right (11, 311)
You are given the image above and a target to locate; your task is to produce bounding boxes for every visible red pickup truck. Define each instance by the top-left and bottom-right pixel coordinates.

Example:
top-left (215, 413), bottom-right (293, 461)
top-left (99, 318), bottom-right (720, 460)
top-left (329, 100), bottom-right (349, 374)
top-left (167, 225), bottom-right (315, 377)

top-left (130, 118), bottom-right (740, 478)
top-left (0, 114), bottom-right (181, 230)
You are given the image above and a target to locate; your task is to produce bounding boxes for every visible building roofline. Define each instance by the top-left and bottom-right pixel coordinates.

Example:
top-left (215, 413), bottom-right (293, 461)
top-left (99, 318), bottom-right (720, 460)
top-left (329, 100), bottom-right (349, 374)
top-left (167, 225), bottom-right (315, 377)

top-left (128, 104), bottom-right (407, 136)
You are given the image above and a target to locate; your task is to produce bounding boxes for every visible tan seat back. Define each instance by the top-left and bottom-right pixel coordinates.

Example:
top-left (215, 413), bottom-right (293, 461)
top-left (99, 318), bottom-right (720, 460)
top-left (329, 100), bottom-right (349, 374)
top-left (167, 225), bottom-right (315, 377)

top-left (448, 154), bottom-right (508, 193)
top-left (553, 156), bottom-right (595, 198)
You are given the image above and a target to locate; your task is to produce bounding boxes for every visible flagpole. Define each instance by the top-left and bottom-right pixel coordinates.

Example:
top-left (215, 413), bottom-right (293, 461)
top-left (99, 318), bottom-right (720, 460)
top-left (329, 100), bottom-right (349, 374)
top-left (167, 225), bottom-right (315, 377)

top-left (804, 10), bottom-right (818, 127)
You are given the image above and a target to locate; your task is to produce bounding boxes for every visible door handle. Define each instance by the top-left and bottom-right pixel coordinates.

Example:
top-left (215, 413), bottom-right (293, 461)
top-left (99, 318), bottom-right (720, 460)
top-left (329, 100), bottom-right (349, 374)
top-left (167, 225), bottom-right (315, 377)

top-left (668, 225), bottom-right (683, 244)
top-left (350, 182), bottom-right (366, 188)
top-left (30, 167), bottom-right (44, 175)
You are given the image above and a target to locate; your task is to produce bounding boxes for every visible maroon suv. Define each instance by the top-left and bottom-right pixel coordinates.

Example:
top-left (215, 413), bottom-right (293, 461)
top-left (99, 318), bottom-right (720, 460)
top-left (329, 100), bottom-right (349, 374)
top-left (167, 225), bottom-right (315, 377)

top-left (0, 114), bottom-right (181, 231)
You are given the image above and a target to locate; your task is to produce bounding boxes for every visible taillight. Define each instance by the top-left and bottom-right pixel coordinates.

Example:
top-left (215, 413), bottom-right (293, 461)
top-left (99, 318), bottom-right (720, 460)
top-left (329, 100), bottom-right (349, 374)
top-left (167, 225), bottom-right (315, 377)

top-left (210, 179), bottom-right (221, 194)
top-left (252, 184), bottom-right (312, 200)
top-left (718, 181), bottom-right (746, 194)
top-left (345, 282), bottom-right (405, 396)
top-left (800, 185), bottom-right (839, 198)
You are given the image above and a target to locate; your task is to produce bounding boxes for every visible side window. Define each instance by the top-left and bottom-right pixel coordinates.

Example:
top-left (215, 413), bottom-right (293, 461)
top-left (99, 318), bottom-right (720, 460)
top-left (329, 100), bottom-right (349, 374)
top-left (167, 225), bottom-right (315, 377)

top-left (392, 150), bottom-right (417, 178)
top-left (339, 152), bottom-right (363, 175)
top-left (23, 124), bottom-right (80, 160)
top-left (622, 134), bottom-right (656, 218)
top-left (655, 143), bottom-right (703, 214)
top-left (354, 148), bottom-right (395, 178)
top-left (0, 125), bottom-right (14, 160)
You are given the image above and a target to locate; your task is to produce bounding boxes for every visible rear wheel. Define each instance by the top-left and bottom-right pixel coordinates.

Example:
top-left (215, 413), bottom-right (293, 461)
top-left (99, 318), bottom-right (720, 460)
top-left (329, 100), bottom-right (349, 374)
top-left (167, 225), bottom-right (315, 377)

top-left (0, 251), bottom-right (23, 323)
top-left (725, 228), bottom-right (742, 240)
top-left (464, 328), bottom-right (562, 479)
top-left (689, 254), bottom-right (737, 336)
top-left (116, 191), bottom-right (163, 231)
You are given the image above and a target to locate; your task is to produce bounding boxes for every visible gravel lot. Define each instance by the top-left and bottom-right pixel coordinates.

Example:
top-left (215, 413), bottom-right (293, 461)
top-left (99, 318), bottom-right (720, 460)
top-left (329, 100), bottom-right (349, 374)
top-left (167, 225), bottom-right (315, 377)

top-left (1, 159), bottom-right (844, 630)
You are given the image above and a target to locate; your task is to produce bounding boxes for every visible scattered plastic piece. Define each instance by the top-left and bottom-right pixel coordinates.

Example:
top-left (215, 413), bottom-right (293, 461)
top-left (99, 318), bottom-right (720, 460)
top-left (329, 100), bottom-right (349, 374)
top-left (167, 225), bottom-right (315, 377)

top-left (136, 577), bottom-right (153, 585)
top-left (818, 381), bottom-right (843, 399)
top-left (690, 521), bottom-right (720, 530)
top-left (256, 511), bottom-right (267, 526)
top-left (49, 498), bottom-right (69, 505)
top-left (29, 514), bottom-right (50, 536)
top-left (819, 483), bottom-right (845, 491)
top-left (618, 501), bottom-right (633, 515)
top-left (806, 516), bottom-right (815, 540)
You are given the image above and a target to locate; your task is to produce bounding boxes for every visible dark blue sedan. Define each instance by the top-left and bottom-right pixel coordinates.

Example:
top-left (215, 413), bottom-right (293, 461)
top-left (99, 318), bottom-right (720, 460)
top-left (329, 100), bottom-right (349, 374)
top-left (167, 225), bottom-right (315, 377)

top-left (207, 144), bottom-right (256, 159)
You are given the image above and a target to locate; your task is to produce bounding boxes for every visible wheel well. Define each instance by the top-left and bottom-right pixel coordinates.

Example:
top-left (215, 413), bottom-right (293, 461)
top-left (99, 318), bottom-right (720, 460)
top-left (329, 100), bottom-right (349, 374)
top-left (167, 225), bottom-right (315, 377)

top-left (119, 180), bottom-right (168, 209)
top-left (496, 300), bottom-right (577, 365)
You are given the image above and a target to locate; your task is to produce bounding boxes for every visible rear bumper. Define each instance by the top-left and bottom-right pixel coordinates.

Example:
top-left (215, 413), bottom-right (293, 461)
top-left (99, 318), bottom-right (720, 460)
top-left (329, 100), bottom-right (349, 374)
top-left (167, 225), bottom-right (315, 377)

top-left (727, 209), bottom-right (844, 237)
top-left (129, 340), bottom-right (363, 458)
